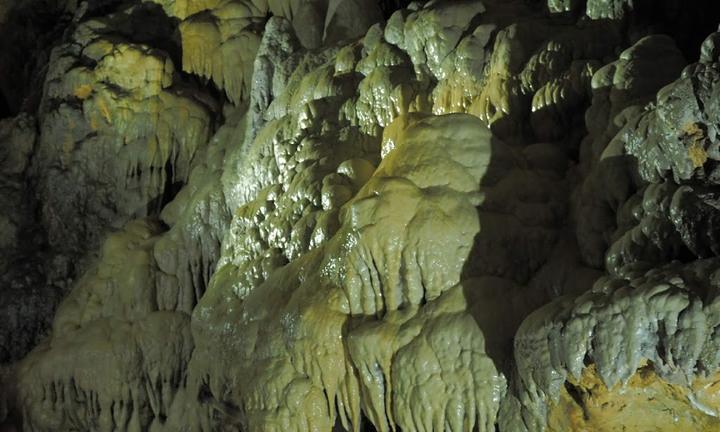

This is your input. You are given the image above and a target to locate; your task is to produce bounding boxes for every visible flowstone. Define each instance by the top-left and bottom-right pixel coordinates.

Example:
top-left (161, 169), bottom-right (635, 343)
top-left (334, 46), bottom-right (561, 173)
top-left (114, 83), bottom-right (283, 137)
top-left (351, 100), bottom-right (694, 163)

top-left (4, 0), bottom-right (720, 431)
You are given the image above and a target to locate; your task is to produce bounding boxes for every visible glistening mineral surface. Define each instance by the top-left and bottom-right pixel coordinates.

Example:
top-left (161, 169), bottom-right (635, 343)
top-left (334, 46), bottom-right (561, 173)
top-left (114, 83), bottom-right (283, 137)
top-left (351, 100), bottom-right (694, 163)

top-left (1, 0), bottom-right (720, 430)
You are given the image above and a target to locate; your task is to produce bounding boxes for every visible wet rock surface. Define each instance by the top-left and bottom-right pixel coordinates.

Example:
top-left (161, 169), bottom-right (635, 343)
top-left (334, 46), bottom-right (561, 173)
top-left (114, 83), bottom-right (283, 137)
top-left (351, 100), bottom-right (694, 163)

top-left (1, 0), bottom-right (720, 430)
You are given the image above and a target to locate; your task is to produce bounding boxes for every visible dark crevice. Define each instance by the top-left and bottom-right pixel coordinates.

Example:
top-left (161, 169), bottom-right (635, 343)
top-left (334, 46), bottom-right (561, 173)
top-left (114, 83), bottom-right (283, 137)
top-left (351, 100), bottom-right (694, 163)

top-left (360, 414), bottom-right (379, 432)
top-left (161, 160), bottom-right (184, 210)
top-left (143, 160), bottom-right (185, 216)
top-left (656, 321), bottom-right (668, 365)
top-left (178, 73), bottom-right (227, 126)
top-left (626, 0), bottom-right (720, 62)
top-left (81, 0), bottom-right (132, 20)
top-left (378, 0), bottom-right (413, 19)
top-left (563, 381), bottom-right (589, 420)
top-left (198, 382), bottom-right (213, 403)
top-left (0, 92), bottom-right (10, 119)
top-left (123, 3), bottom-right (183, 66)
top-left (0, 0), bottom-right (72, 116)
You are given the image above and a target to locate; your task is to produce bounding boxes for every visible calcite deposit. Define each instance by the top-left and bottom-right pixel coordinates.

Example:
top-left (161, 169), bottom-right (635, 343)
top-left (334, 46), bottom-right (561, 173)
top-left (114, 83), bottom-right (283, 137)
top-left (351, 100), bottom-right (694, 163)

top-left (2, 0), bottom-right (720, 430)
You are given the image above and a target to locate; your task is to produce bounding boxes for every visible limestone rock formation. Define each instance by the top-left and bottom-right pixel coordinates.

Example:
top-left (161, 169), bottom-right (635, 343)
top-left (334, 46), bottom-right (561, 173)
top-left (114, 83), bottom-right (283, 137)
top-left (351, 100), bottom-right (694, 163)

top-left (2, 0), bottom-right (720, 431)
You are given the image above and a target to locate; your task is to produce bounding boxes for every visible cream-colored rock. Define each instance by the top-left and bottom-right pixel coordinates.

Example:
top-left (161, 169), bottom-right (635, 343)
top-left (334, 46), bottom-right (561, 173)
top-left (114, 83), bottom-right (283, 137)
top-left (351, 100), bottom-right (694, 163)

top-left (144, 0), bottom-right (224, 19)
top-left (14, 2), bottom-right (720, 431)
top-left (34, 15), bottom-right (212, 254)
top-left (18, 312), bottom-right (193, 432)
top-left (392, 0), bottom-right (486, 79)
top-left (152, 105), bottom-right (241, 313)
top-left (175, 0), bottom-right (381, 106)
top-left (341, 34), bottom-right (432, 136)
top-left (339, 114), bottom-right (492, 314)
top-left (546, 363), bottom-right (720, 431)
top-left (501, 259), bottom-right (720, 431)
top-left (432, 23), bottom-right (495, 114)
top-left (179, 3), bottom-right (264, 104)
top-left (189, 113), bottom-right (510, 432)
top-left (348, 286), bottom-right (506, 432)
top-left (52, 219), bottom-right (163, 333)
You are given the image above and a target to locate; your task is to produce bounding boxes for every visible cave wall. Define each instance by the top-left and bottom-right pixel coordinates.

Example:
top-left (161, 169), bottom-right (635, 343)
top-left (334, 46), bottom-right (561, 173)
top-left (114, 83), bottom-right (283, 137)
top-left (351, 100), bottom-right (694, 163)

top-left (1, 0), bottom-right (720, 430)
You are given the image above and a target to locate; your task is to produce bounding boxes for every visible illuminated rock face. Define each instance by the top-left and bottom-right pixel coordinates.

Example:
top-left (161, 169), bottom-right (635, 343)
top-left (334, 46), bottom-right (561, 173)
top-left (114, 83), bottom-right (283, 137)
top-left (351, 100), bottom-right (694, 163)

top-left (2, 0), bottom-right (720, 430)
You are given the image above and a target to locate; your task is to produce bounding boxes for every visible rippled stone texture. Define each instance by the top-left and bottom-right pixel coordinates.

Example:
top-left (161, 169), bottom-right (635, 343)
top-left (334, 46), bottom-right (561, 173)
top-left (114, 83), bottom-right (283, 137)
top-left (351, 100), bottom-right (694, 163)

top-left (2, 0), bottom-right (720, 430)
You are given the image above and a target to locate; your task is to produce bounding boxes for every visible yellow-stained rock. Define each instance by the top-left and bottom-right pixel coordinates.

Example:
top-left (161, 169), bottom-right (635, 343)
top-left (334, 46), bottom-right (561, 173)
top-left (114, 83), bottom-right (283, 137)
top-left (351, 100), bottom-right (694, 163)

top-left (549, 363), bottom-right (720, 432)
